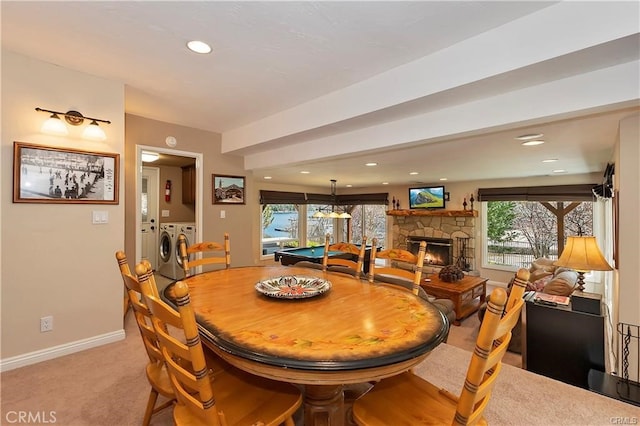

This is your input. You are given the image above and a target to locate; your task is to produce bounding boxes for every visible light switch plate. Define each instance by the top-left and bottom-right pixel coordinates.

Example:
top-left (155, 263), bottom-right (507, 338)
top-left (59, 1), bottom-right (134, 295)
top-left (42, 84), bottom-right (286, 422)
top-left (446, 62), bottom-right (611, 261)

top-left (162, 210), bottom-right (170, 217)
top-left (220, 210), bottom-right (226, 219)
top-left (92, 210), bottom-right (108, 224)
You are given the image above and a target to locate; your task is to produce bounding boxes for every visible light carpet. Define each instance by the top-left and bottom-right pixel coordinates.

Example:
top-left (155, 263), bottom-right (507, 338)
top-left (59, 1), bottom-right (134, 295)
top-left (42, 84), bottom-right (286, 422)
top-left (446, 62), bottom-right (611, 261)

top-left (415, 343), bottom-right (639, 425)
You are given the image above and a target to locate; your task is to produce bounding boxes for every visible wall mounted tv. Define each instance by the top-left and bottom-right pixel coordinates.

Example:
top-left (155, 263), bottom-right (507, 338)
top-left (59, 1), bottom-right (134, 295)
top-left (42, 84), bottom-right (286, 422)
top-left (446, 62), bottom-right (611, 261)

top-left (409, 186), bottom-right (446, 209)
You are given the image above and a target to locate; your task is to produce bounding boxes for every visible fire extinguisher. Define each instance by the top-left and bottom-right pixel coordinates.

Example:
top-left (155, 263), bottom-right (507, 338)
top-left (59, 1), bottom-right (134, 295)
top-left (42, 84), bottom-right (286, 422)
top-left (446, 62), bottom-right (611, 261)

top-left (165, 180), bottom-right (171, 202)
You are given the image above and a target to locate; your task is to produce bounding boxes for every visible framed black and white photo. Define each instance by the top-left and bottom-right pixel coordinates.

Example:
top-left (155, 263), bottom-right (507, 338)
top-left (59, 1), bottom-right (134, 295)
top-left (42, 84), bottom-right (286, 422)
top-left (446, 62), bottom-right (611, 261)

top-left (213, 174), bottom-right (245, 204)
top-left (13, 141), bottom-right (119, 204)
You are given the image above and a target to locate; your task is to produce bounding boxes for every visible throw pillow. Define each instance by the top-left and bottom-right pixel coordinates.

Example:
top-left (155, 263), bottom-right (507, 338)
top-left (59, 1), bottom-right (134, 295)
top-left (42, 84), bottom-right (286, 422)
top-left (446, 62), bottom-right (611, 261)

top-left (553, 269), bottom-right (579, 284)
top-left (530, 258), bottom-right (557, 274)
top-left (543, 277), bottom-right (575, 296)
top-left (529, 270), bottom-right (553, 284)
top-left (528, 274), bottom-right (552, 292)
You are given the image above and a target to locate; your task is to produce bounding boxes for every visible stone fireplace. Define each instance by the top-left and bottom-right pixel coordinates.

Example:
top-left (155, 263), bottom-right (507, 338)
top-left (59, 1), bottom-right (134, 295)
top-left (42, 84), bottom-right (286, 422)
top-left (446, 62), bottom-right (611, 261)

top-left (388, 210), bottom-right (476, 271)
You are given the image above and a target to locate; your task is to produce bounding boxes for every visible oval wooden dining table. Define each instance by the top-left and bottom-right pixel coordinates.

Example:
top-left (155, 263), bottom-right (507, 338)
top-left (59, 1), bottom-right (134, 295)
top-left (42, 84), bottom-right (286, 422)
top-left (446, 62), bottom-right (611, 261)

top-left (162, 265), bottom-right (449, 426)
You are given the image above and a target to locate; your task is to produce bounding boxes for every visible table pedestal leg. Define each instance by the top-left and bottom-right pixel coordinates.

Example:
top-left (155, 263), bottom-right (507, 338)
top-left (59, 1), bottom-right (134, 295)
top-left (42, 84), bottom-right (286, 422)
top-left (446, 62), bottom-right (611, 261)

top-left (304, 384), bottom-right (344, 426)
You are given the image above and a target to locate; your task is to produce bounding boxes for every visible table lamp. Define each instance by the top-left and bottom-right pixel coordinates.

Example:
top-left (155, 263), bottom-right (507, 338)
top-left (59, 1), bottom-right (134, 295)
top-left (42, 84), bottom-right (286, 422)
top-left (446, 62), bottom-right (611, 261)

top-left (554, 236), bottom-right (613, 292)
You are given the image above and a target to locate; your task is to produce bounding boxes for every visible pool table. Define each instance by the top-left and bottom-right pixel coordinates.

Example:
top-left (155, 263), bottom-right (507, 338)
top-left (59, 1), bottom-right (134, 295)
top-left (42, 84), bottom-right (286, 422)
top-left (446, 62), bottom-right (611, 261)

top-left (274, 245), bottom-right (375, 274)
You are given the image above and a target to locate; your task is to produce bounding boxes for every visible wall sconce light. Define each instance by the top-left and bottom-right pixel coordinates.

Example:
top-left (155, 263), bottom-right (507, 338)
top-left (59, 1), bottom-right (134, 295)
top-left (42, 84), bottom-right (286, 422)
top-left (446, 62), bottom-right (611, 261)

top-left (36, 107), bottom-right (111, 141)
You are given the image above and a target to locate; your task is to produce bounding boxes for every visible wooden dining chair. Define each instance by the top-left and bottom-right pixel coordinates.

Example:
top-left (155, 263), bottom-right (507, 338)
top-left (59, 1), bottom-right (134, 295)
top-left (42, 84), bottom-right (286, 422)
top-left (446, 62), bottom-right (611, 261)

top-left (322, 234), bottom-right (368, 278)
top-left (143, 279), bottom-right (303, 426)
top-left (367, 239), bottom-right (427, 296)
top-left (352, 286), bottom-right (524, 426)
top-left (178, 233), bottom-right (230, 277)
top-left (115, 251), bottom-right (175, 426)
top-left (116, 251), bottom-right (132, 320)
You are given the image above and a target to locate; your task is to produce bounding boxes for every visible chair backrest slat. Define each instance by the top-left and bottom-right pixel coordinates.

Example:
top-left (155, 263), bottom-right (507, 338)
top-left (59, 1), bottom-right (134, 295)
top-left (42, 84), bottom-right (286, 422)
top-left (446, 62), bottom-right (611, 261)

top-left (321, 234), bottom-right (368, 278)
top-left (179, 233), bottom-right (231, 277)
top-left (368, 239), bottom-right (426, 296)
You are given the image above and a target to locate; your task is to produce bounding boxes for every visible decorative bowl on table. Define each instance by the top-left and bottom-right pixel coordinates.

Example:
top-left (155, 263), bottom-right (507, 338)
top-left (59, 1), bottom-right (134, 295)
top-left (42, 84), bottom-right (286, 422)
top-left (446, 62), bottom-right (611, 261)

top-left (255, 275), bottom-right (332, 299)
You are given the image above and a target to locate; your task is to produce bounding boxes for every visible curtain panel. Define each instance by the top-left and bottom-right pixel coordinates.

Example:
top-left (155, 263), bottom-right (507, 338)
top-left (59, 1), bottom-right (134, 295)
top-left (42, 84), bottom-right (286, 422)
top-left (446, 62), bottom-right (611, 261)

top-left (259, 190), bottom-right (388, 206)
top-left (478, 184), bottom-right (596, 202)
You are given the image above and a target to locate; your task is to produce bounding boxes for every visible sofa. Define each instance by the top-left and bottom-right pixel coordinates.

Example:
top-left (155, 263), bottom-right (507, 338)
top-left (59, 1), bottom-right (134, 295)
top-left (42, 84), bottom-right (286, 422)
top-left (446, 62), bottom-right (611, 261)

top-left (526, 258), bottom-right (579, 296)
top-left (478, 258), bottom-right (578, 354)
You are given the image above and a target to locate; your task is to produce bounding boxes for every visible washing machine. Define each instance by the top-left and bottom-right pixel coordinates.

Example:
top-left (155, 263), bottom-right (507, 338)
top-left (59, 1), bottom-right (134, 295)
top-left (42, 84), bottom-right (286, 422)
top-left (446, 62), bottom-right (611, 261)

top-left (158, 223), bottom-right (179, 279)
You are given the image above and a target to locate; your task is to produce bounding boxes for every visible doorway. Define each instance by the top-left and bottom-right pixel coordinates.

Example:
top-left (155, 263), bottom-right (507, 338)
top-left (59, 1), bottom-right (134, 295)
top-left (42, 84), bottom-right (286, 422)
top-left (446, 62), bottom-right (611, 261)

top-left (135, 145), bottom-right (203, 267)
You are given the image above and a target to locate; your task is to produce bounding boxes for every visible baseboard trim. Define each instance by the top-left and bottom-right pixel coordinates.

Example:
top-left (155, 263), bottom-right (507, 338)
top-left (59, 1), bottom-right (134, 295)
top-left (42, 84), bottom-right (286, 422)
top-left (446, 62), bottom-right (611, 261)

top-left (487, 279), bottom-right (508, 288)
top-left (0, 329), bottom-right (125, 372)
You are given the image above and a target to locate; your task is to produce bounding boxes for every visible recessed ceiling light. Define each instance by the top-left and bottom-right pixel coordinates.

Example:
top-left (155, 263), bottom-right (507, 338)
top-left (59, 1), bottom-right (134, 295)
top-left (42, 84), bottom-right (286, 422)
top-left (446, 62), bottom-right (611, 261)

top-left (516, 133), bottom-right (544, 140)
top-left (346, 184), bottom-right (353, 188)
top-left (409, 171), bottom-right (419, 175)
top-left (263, 176), bottom-right (272, 180)
top-left (439, 178), bottom-right (448, 181)
top-left (542, 158), bottom-right (558, 163)
top-left (187, 40), bottom-right (212, 54)
top-left (300, 171), bottom-right (310, 174)
top-left (552, 169), bottom-right (567, 174)
top-left (365, 162), bottom-right (378, 167)
top-left (382, 182), bottom-right (389, 185)
top-left (522, 140), bottom-right (545, 146)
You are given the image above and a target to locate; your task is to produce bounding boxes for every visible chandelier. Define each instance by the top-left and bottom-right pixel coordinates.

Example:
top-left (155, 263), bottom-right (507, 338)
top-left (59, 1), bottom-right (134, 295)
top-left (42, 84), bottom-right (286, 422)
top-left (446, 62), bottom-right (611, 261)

top-left (312, 179), bottom-right (352, 219)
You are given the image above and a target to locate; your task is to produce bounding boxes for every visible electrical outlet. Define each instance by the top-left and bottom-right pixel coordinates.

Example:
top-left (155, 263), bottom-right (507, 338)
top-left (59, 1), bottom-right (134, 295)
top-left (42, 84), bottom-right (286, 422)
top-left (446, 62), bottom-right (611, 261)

top-left (40, 316), bottom-right (53, 332)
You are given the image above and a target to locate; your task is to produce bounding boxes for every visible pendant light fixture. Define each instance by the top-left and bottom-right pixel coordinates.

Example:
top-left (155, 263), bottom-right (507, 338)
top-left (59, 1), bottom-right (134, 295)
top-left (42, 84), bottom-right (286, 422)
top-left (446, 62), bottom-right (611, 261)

top-left (313, 179), bottom-right (351, 219)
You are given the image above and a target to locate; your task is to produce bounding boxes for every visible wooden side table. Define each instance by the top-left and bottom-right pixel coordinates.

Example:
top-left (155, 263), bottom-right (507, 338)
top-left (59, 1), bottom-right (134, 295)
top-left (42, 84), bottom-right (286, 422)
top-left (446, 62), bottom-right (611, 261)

top-left (421, 275), bottom-right (488, 325)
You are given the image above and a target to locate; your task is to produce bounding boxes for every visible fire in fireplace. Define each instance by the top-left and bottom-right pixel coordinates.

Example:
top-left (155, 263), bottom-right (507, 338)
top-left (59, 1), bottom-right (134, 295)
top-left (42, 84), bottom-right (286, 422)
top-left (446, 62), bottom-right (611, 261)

top-left (407, 236), bottom-right (453, 266)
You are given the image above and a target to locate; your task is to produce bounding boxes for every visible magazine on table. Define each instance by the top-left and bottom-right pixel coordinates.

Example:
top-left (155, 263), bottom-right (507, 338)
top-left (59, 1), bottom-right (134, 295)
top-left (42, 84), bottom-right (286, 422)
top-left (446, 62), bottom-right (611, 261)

top-left (534, 292), bottom-right (570, 306)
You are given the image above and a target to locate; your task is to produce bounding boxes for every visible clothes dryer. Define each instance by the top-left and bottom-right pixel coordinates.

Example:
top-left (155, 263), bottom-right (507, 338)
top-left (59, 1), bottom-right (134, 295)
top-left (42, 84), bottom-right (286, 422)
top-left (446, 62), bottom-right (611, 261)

top-left (175, 222), bottom-right (196, 272)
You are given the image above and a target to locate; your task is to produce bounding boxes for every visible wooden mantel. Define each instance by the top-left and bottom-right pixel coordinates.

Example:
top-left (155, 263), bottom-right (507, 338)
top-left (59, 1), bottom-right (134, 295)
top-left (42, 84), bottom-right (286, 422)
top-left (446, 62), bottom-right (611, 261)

top-left (386, 209), bottom-right (478, 217)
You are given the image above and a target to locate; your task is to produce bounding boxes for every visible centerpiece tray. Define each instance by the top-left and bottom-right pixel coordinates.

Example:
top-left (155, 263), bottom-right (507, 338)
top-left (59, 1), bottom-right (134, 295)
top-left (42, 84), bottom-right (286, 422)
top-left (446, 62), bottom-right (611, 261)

top-left (255, 275), bottom-right (332, 299)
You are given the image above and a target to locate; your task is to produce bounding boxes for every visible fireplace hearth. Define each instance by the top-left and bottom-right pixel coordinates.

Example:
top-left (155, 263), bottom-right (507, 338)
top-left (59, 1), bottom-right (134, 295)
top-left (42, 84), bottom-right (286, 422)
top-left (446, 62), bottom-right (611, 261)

top-left (407, 236), bottom-right (453, 266)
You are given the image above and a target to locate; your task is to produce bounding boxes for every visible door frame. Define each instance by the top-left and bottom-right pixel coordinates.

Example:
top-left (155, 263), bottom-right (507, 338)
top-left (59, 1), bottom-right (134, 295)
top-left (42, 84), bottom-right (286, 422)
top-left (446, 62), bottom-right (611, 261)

top-left (135, 144), bottom-right (203, 264)
top-left (141, 166), bottom-right (160, 269)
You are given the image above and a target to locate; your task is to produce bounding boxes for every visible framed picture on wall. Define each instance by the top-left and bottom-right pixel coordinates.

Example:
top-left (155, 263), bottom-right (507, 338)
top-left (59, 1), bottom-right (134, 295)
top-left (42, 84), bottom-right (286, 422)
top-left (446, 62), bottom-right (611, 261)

top-left (213, 174), bottom-right (245, 205)
top-left (13, 141), bottom-right (119, 204)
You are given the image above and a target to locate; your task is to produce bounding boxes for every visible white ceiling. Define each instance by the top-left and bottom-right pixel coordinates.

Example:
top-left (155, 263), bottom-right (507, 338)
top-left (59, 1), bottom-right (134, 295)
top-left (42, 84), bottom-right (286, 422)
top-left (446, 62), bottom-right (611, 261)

top-left (2, 1), bottom-right (639, 188)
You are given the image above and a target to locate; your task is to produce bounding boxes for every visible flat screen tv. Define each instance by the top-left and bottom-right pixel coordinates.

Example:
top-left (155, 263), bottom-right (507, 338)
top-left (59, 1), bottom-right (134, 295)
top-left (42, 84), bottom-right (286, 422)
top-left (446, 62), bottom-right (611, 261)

top-left (409, 185), bottom-right (446, 209)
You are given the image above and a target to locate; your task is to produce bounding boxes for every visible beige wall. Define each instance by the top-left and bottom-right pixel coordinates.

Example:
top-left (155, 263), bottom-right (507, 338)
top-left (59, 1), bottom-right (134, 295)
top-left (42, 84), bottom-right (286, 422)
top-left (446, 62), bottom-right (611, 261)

top-left (1, 50), bottom-right (125, 360)
top-left (124, 115), bottom-right (254, 267)
top-left (616, 113), bottom-right (640, 327)
top-left (157, 164), bottom-right (196, 223)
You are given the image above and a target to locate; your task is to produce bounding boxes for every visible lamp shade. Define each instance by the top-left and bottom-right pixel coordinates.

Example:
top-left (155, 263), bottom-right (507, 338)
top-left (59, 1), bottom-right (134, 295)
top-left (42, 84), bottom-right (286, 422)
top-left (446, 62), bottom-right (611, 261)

top-left (554, 236), bottom-right (612, 272)
top-left (82, 120), bottom-right (107, 141)
top-left (41, 114), bottom-right (68, 136)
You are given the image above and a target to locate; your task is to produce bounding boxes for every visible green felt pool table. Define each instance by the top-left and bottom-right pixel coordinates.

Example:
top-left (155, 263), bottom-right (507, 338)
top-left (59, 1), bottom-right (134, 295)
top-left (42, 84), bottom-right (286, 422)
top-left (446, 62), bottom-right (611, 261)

top-left (273, 245), bottom-right (375, 273)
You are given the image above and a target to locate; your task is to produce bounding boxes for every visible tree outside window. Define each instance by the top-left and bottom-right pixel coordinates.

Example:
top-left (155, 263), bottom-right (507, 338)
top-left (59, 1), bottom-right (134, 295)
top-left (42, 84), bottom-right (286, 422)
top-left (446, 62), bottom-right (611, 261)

top-left (486, 200), bottom-right (593, 268)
